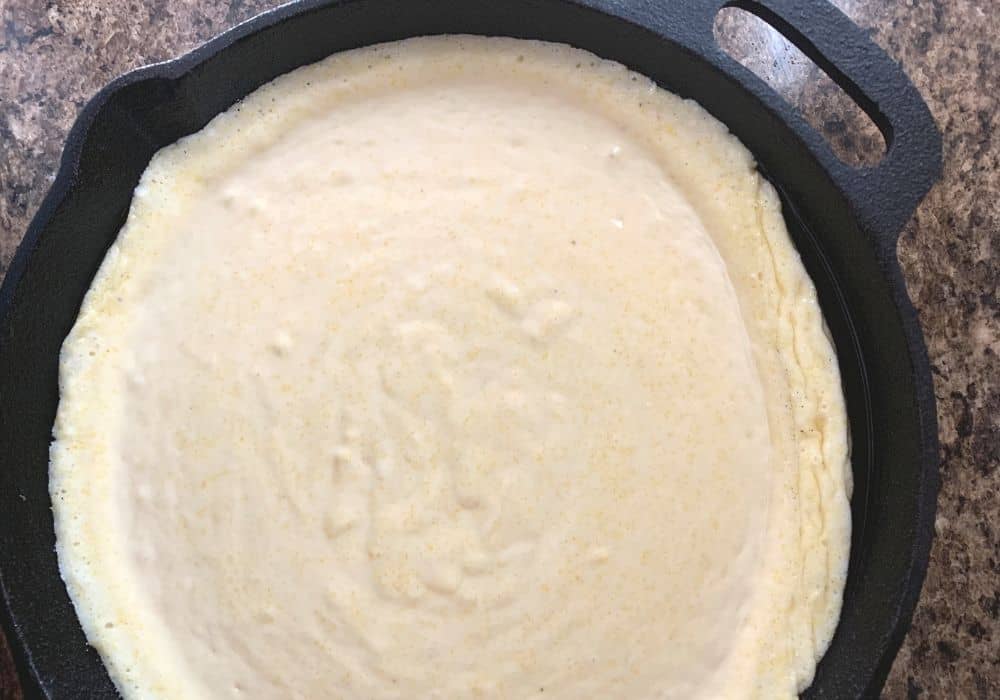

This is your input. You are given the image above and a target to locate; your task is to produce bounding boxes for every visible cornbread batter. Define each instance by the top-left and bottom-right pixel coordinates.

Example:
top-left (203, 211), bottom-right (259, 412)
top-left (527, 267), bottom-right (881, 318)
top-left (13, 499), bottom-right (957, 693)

top-left (50, 36), bottom-right (851, 699)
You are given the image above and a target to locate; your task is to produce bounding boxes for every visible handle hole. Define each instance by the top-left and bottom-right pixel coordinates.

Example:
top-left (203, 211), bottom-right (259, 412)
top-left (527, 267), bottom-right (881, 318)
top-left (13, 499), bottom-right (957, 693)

top-left (713, 4), bottom-right (886, 167)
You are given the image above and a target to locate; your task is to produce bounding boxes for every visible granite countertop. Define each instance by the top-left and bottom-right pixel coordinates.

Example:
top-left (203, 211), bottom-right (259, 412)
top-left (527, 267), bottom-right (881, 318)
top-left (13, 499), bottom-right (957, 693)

top-left (0, 1), bottom-right (996, 698)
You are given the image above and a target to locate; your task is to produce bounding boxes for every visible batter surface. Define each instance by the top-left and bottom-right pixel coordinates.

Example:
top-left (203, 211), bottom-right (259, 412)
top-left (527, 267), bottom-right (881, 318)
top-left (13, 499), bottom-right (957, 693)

top-left (51, 37), bottom-right (851, 699)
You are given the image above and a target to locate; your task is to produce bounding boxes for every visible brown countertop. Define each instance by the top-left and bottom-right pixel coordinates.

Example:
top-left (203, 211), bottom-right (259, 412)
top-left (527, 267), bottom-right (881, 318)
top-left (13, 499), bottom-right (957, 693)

top-left (0, 1), bottom-right (996, 698)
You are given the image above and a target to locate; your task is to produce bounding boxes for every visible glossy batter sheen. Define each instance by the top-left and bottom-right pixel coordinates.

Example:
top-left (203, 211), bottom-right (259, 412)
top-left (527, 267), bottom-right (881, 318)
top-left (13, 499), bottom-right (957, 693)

top-left (51, 37), bottom-right (851, 699)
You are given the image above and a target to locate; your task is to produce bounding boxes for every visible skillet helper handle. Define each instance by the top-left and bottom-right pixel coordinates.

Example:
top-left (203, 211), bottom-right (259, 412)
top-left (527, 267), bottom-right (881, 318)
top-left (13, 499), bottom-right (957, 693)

top-left (666, 0), bottom-right (942, 244)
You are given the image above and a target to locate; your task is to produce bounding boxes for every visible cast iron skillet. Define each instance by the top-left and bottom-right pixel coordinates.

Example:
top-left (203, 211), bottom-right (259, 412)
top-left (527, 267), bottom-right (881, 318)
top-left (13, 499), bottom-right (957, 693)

top-left (0, 0), bottom-right (941, 697)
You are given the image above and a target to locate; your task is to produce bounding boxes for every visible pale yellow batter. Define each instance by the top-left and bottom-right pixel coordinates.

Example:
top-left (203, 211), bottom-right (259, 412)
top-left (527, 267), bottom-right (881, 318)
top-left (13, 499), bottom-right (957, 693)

top-left (50, 37), bottom-right (851, 699)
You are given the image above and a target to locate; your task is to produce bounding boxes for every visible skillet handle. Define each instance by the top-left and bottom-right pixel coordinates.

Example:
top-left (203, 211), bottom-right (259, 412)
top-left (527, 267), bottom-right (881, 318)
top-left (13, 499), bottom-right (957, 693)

top-left (657, 0), bottom-right (942, 244)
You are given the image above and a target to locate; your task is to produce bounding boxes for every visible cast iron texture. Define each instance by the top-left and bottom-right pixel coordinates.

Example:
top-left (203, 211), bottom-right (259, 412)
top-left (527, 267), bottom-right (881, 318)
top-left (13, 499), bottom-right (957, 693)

top-left (0, 0), bottom-right (941, 698)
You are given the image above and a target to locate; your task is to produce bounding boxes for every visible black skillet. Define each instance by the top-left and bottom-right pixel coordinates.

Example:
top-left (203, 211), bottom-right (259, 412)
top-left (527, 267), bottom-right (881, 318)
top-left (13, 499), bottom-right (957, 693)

top-left (0, 0), bottom-right (941, 697)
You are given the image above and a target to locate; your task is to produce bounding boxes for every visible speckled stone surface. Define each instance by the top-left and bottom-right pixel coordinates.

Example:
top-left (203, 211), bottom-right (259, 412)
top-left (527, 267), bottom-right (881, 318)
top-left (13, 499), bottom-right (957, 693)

top-left (0, 2), bottom-right (996, 698)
